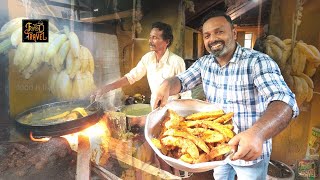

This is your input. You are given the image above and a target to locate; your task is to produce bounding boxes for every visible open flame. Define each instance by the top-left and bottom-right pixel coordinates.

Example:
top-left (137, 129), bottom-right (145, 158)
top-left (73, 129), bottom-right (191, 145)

top-left (29, 132), bottom-right (51, 142)
top-left (29, 120), bottom-right (106, 145)
top-left (29, 114), bottom-right (112, 165)
top-left (61, 119), bottom-right (110, 151)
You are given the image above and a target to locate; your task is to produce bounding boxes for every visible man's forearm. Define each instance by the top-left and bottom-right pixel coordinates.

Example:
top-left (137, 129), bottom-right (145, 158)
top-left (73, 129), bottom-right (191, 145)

top-left (249, 101), bottom-right (293, 140)
top-left (163, 77), bottom-right (182, 96)
top-left (103, 77), bottom-right (130, 91)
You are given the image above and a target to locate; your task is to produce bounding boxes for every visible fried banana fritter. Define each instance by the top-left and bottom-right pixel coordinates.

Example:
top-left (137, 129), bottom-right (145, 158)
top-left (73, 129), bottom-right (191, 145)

top-left (163, 129), bottom-right (210, 153)
top-left (209, 144), bottom-right (232, 159)
top-left (185, 121), bottom-right (234, 140)
top-left (152, 108), bottom-right (235, 164)
top-left (179, 153), bottom-right (194, 164)
top-left (161, 136), bottom-right (199, 159)
top-left (194, 153), bottom-right (211, 163)
top-left (186, 127), bottom-right (207, 135)
top-left (201, 130), bottom-right (225, 143)
top-left (152, 138), bottom-right (167, 155)
top-left (164, 109), bottom-right (185, 129)
top-left (185, 110), bottom-right (225, 120)
top-left (213, 112), bottom-right (234, 124)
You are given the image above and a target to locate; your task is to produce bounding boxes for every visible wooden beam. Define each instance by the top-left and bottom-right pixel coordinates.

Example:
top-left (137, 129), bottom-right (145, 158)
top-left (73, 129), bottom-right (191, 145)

top-left (227, 0), bottom-right (268, 20)
top-left (186, 0), bottom-right (224, 22)
top-left (110, 152), bottom-right (182, 180)
top-left (80, 9), bottom-right (133, 23)
top-left (92, 164), bottom-right (122, 180)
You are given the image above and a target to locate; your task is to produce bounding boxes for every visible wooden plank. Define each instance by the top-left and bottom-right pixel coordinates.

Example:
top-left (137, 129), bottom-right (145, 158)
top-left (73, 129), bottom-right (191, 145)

top-left (227, 0), bottom-right (268, 20)
top-left (185, 0), bottom-right (224, 22)
top-left (80, 10), bottom-right (133, 23)
top-left (106, 136), bottom-right (181, 179)
top-left (76, 134), bottom-right (91, 180)
top-left (110, 150), bottom-right (181, 180)
top-left (92, 163), bottom-right (122, 180)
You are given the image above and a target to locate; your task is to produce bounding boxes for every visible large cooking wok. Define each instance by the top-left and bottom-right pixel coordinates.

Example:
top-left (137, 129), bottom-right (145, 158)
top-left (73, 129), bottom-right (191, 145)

top-left (15, 100), bottom-right (104, 137)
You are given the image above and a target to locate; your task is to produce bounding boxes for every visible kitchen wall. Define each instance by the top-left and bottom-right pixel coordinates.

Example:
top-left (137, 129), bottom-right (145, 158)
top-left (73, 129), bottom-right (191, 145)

top-left (0, 1), bottom-right (9, 125)
top-left (6, 0), bottom-right (55, 118)
top-left (184, 27), bottom-right (203, 60)
top-left (236, 26), bottom-right (263, 48)
top-left (5, 0), bottom-right (121, 117)
top-left (269, 0), bottom-right (320, 165)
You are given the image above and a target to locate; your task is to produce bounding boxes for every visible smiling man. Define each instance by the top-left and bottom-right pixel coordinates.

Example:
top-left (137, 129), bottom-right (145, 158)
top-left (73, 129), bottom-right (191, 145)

top-left (92, 21), bottom-right (191, 106)
top-left (153, 11), bottom-right (299, 180)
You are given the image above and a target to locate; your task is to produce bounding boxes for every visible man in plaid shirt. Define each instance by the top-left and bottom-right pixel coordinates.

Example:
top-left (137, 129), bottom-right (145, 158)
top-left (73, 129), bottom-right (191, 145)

top-left (153, 11), bottom-right (299, 180)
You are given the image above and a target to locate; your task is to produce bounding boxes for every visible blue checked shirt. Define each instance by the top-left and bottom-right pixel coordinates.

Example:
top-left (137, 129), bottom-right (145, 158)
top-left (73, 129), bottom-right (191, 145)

top-left (177, 43), bottom-right (299, 166)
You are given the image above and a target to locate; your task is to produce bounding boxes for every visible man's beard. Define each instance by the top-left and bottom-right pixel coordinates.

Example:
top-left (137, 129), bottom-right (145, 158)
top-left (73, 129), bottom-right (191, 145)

top-left (208, 40), bottom-right (229, 57)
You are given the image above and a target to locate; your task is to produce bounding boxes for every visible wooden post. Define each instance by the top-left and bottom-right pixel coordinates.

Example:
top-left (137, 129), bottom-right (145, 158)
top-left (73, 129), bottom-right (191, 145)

top-left (76, 134), bottom-right (91, 180)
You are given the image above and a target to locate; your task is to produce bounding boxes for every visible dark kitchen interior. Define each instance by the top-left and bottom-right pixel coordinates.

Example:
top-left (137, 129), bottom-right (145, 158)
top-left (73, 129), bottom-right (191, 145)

top-left (0, 0), bottom-right (319, 179)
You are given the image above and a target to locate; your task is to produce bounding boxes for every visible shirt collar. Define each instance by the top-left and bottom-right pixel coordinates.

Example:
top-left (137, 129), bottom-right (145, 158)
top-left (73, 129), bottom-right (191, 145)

top-left (229, 43), bottom-right (242, 64)
top-left (152, 48), bottom-right (170, 63)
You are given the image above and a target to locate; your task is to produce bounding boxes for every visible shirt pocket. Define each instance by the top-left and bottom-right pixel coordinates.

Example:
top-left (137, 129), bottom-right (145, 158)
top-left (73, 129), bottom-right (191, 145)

top-left (226, 80), bottom-right (251, 105)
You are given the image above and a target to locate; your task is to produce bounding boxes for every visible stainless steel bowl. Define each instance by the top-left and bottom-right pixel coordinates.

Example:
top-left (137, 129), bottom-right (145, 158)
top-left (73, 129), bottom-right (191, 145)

top-left (119, 104), bottom-right (151, 127)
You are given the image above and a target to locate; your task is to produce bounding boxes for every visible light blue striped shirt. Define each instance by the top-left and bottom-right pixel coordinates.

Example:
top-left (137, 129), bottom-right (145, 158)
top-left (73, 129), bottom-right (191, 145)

top-left (177, 43), bottom-right (299, 166)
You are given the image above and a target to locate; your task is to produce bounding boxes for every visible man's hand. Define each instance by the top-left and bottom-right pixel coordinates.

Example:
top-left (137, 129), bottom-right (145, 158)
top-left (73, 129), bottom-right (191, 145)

top-left (90, 84), bottom-right (113, 101)
top-left (153, 80), bottom-right (171, 109)
top-left (228, 129), bottom-right (264, 161)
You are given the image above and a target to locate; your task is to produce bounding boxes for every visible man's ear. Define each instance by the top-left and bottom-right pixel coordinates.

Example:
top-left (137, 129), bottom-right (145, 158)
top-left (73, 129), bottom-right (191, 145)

top-left (233, 28), bottom-right (237, 40)
top-left (166, 39), bottom-right (170, 46)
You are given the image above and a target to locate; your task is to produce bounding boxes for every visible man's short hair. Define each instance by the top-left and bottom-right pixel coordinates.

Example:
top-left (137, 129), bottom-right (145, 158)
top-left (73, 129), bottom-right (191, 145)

top-left (201, 10), bottom-right (234, 28)
top-left (151, 22), bottom-right (173, 47)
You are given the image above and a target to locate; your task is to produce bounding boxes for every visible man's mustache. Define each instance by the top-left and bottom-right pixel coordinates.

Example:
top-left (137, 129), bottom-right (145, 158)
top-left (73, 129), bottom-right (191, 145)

top-left (209, 40), bottom-right (224, 48)
top-left (149, 43), bottom-right (155, 47)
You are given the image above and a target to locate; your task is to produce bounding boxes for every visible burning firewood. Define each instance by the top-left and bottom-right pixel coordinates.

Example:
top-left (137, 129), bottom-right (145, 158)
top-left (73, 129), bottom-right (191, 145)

top-left (0, 137), bottom-right (76, 179)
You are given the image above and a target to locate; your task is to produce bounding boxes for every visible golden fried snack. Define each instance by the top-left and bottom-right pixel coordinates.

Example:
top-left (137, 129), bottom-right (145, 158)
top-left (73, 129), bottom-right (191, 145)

top-left (151, 138), bottom-right (162, 149)
top-left (213, 112), bottom-right (234, 124)
top-left (153, 109), bottom-right (235, 164)
top-left (71, 107), bottom-right (88, 117)
top-left (44, 111), bottom-right (70, 120)
top-left (179, 154), bottom-right (194, 164)
top-left (152, 138), bottom-right (168, 155)
top-left (64, 111), bottom-right (79, 121)
top-left (164, 109), bottom-right (185, 129)
top-left (180, 152), bottom-right (212, 164)
top-left (224, 124), bottom-right (234, 130)
top-left (209, 144), bottom-right (232, 159)
top-left (161, 136), bottom-right (199, 159)
top-left (186, 127), bottom-right (207, 135)
top-left (185, 121), bottom-right (234, 140)
top-left (214, 155), bottom-right (224, 161)
top-left (185, 109), bottom-right (225, 120)
top-left (163, 129), bottom-right (210, 153)
top-left (194, 153), bottom-right (211, 163)
top-left (200, 130), bottom-right (225, 143)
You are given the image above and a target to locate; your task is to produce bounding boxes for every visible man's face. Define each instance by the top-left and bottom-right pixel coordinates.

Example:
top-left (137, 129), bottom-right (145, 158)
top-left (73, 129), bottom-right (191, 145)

top-left (202, 16), bottom-right (237, 57)
top-left (149, 28), bottom-right (169, 52)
